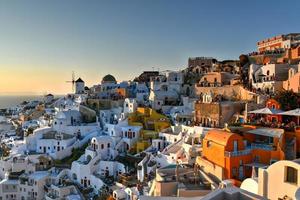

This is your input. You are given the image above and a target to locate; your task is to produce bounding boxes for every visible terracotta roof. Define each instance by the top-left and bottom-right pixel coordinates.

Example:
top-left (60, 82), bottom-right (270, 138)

top-left (204, 129), bottom-right (236, 146)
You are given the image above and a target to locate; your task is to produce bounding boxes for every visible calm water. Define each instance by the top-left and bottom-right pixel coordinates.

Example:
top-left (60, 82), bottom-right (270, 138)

top-left (0, 95), bottom-right (43, 109)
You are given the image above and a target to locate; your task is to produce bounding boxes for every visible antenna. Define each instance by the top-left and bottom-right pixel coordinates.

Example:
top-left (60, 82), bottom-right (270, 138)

top-left (66, 71), bottom-right (75, 92)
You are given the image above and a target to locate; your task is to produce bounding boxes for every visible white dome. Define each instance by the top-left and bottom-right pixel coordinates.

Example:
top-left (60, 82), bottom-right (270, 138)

top-left (56, 111), bottom-right (66, 119)
top-left (240, 178), bottom-right (258, 195)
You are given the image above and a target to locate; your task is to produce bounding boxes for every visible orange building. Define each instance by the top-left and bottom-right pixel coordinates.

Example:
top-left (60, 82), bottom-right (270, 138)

top-left (257, 33), bottom-right (300, 53)
top-left (115, 88), bottom-right (128, 98)
top-left (197, 128), bottom-right (286, 181)
top-left (290, 45), bottom-right (300, 60)
top-left (265, 98), bottom-right (282, 123)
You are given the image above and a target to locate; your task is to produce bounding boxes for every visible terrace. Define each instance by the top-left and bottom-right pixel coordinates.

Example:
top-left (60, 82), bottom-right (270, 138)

top-left (223, 127), bottom-right (283, 158)
top-left (42, 131), bottom-right (74, 140)
top-left (157, 165), bottom-right (213, 191)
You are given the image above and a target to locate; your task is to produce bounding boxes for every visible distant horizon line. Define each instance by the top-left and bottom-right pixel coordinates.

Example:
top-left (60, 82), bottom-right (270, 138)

top-left (0, 92), bottom-right (66, 96)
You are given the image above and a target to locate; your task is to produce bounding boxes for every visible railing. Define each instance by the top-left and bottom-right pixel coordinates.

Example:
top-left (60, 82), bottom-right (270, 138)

top-left (251, 143), bottom-right (274, 151)
top-left (224, 149), bottom-right (251, 157)
top-left (46, 193), bottom-right (59, 200)
top-left (225, 143), bottom-right (274, 157)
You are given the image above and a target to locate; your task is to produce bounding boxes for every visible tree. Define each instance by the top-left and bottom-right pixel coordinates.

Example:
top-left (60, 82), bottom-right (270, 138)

top-left (275, 90), bottom-right (300, 110)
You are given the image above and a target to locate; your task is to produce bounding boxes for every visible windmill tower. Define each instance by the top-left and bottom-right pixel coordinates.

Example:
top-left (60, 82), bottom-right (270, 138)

top-left (66, 71), bottom-right (75, 93)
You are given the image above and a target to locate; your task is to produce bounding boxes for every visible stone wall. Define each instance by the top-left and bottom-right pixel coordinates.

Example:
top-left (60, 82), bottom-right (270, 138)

top-left (194, 85), bottom-right (256, 102)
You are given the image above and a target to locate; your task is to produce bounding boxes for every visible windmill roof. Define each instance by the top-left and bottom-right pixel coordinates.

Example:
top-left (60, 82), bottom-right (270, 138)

top-left (75, 78), bottom-right (84, 83)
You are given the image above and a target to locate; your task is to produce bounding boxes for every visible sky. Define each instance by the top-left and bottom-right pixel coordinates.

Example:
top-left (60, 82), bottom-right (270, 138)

top-left (0, 0), bottom-right (299, 95)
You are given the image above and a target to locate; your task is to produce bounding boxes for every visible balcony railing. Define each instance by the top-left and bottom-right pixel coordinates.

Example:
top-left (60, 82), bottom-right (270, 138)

top-left (225, 143), bottom-right (274, 157)
top-left (251, 143), bottom-right (274, 151)
top-left (224, 149), bottom-right (251, 157)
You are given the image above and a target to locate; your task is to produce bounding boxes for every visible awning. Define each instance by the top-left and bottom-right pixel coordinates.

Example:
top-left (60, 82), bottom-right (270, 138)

top-left (247, 128), bottom-right (284, 138)
top-left (248, 107), bottom-right (283, 115)
top-left (244, 162), bottom-right (268, 168)
top-left (278, 108), bottom-right (300, 116)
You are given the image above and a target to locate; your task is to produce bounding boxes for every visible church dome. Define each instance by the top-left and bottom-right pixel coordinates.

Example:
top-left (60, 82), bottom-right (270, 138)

top-left (102, 74), bottom-right (117, 83)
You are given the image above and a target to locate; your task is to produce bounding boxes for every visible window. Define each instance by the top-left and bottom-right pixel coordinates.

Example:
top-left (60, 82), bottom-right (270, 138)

top-left (107, 143), bottom-right (110, 148)
top-left (101, 144), bottom-right (104, 149)
top-left (285, 166), bottom-right (298, 184)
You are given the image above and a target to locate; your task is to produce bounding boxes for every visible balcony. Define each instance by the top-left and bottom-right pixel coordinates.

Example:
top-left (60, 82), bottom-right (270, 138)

top-left (250, 143), bottom-right (274, 151)
top-left (224, 149), bottom-right (251, 157)
top-left (224, 143), bottom-right (275, 157)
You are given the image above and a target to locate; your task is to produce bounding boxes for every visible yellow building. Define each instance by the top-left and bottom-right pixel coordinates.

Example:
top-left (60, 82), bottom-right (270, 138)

top-left (128, 107), bottom-right (171, 152)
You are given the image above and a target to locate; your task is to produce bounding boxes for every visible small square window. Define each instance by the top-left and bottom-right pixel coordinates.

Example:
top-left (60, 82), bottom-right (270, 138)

top-left (285, 166), bottom-right (298, 184)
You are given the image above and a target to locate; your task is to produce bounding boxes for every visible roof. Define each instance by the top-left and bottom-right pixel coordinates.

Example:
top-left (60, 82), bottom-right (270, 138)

top-left (204, 129), bottom-right (237, 146)
top-left (56, 110), bottom-right (81, 120)
top-left (42, 131), bottom-right (74, 140)
top-left (75, 78), bottom-right (84, 83)
top-left (244, 162), bottom-right (269, 168)
top-left (28, 171), bottom-right (49, 180)
top-left (0, 179), bottom-right (18, 185)
top-left (248, 107), bottom-right (283, 115)
top-left (92, 135), bottom-right (114, 143)
top-left (279, 108), bottom-right (300, 116)
top-left (102, 74), bottom-right (116, 83)
top-left (247, 128), bottom-right (284, 138)
top-left (292, 158), bottom-right (300, 164)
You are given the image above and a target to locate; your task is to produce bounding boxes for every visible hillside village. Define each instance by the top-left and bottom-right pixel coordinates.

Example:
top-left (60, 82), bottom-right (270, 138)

top-left (1, 33), bottom-right (300, 200)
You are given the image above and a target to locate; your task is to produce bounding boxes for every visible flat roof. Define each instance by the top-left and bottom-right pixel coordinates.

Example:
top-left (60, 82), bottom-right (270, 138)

top-left (247, 128), bottom-right (284, 138)
top-left (244, 162), bottom-right (268, 168)
top-left (28, 171), bottom-right (49, 180)
top-left (0, 179), bottom-right (18, 184)
top-left (42, 131), bottom-right (74, 140)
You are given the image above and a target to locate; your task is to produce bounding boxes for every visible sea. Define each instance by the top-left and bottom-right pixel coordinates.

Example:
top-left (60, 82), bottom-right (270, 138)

top-left (0, 95), bottom-right (44, 109)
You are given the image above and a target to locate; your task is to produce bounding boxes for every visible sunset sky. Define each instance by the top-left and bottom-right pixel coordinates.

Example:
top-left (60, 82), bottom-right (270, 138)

top-left (0, 0), bottom-right (299, 95)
